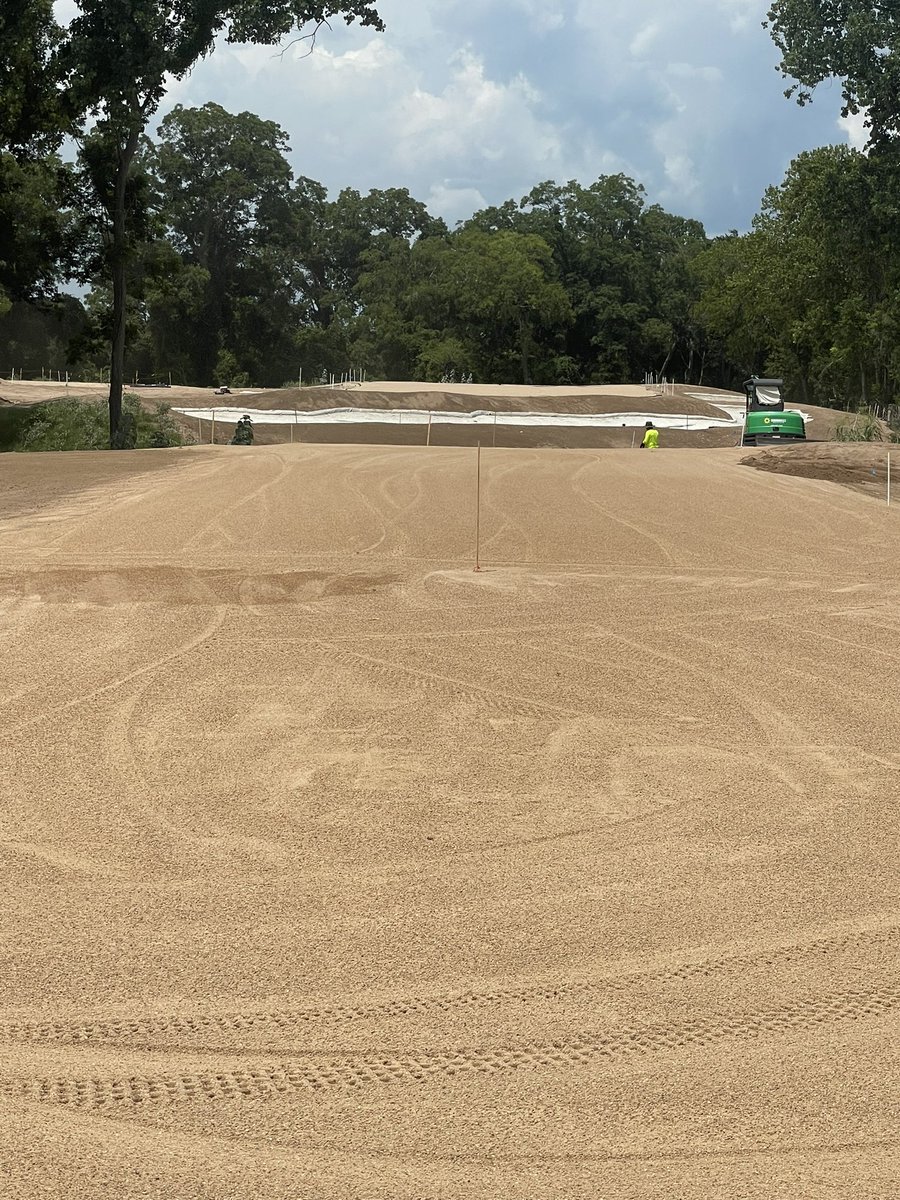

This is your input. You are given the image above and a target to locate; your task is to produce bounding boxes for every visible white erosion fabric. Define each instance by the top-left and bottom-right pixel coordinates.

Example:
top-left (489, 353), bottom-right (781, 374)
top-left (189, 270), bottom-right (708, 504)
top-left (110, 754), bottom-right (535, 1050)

top-left (172, 396), bottom-right (808, 430)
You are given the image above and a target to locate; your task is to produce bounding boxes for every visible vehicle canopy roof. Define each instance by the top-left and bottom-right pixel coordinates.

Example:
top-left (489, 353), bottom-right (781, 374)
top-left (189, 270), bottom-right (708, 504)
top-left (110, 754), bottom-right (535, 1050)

top-left (744, 377), bottom-right (784, 408)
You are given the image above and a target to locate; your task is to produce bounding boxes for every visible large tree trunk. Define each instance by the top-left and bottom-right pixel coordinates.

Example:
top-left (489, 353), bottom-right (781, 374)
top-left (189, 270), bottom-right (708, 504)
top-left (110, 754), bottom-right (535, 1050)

top-left (107, 128), bottom-right (140, 447)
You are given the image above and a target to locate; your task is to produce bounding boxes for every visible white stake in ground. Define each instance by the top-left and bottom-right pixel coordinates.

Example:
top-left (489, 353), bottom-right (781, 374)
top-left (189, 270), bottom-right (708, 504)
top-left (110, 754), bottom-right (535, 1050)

top-left (211, 409), bottom-right (215, 443)
top-left (474, 442), bottom-right (482, 573)
top-left (888, 452), bottom-right (892, 507)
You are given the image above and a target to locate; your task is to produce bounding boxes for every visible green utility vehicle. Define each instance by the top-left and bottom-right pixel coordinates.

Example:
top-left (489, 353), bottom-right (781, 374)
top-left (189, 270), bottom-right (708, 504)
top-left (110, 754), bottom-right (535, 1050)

top-left (742, 377), bottom-right (806, 446)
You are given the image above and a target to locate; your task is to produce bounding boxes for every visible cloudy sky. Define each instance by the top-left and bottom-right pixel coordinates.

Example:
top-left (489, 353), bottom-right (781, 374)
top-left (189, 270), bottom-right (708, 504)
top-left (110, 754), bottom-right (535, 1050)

top-left (61, 0), bottom-right (863, 233)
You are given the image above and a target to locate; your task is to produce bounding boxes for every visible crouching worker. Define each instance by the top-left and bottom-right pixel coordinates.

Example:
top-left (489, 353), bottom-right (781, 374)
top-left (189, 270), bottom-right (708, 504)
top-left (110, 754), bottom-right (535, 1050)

top-left (230, 414), bottom-right (254, 445)
top-left (640, 421), bottom-right (659, 450)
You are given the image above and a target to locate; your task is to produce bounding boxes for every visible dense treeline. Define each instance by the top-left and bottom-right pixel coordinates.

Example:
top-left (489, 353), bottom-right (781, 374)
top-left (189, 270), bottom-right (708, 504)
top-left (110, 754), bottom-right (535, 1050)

top-left (2, 103), bottom-right (718, 391)
top-left (8, 114), bottom-right (900, 411)
top-left (4, 0), bottom-right (900, 436)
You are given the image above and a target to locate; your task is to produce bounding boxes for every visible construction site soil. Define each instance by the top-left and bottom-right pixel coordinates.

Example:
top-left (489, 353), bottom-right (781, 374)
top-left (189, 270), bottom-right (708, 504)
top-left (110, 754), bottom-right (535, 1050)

top-left (741, 441), bottom-right (896, 497)
top-left (0, 378), bottom-right (854, 450)
top-left (2, 410), bottom-right (899, 1197)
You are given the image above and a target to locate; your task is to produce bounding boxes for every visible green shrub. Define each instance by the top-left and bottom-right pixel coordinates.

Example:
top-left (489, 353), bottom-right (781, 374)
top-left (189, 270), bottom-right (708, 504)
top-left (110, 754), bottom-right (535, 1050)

top-left (124, 395), bottom-right (184, 449)
top-left (21, 397), bottom-right (109, 451)
top-left (12, 394), bottom-right (185, 452)
top-left (833, 413), bottom-right (885, 442)
top-left (0, 406), bottom-right (37, 452)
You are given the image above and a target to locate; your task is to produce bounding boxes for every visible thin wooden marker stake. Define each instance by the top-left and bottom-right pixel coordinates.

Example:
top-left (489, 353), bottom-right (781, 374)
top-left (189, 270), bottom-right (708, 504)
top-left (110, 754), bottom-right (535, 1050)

top-left (888, 452), bottom-right (892, 507)
top-left (426, 411), bottom-right (432, 446)
top-left (211, 409), bottom-right (215, 443)
top-left (474, 441), bottom-right (482, 572)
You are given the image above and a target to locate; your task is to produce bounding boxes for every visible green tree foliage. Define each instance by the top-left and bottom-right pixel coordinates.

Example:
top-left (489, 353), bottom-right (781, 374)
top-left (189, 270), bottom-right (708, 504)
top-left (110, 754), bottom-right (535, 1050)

top-left (288, 182), bottom-right (440, 325)
top-left (136, 112), bottom-right (443, 388)
top-left (0, 0), bottom-right (63, 155)
top-left (358, 227), bottom-right (573, 384)
top-left (54, 0), bottom-right (384, 443)
top-left (690, 233), bottom-right (771, 385)
top-left (0, 155), bottom-right (77, 311)
top-left (766, 0), bottom-right (900, 146)
top-left (0, 296), bottom-right (91, 376)
top-left (0, 1), bottom-right (73, 314)
top-left (147, 102), bottom-right (296, 384)
top-left (463, 177), bottom-right (709, 384)
top-left (692, 144), bottom-right (900, 407)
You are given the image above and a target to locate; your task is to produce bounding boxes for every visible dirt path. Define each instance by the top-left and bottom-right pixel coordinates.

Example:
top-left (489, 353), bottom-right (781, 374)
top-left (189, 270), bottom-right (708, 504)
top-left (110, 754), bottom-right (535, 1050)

top-left (1, 444), bottom-right (898, 1198)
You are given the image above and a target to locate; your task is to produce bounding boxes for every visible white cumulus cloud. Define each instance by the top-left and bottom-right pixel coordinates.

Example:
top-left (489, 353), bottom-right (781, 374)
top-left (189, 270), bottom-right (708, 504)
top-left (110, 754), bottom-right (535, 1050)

top-left (52, 0), bottom-right (858, 233)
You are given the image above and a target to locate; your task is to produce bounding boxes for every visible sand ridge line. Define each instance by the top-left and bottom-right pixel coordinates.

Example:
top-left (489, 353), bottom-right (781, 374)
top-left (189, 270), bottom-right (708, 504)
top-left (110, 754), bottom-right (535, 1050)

top-left (2, 922), bottom-right (896, 1047)
top-left (2, 983), bottom-right (898, 1109)
top-left (320, 642), bottom-right (582, 719)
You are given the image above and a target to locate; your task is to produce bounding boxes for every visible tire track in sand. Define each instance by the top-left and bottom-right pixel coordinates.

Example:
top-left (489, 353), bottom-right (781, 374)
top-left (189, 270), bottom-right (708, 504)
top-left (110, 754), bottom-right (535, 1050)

top-left (180, 451), bottom-right (297, 554)
top-left (355, 456), bottom-right (432, 555)
top-left (2, 921), bottom-right (895, 1046)
top-left (570, 458), bottom-right (679, 566)
top-left (2, 983), bottom-right (897, 1108)
top-left (0, 607), bottom-right (227, 741)
top-left (323, 643), bottom-right (580, 720)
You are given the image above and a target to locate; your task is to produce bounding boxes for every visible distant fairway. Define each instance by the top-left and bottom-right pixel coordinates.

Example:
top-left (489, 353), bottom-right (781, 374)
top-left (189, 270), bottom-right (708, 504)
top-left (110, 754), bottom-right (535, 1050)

top-left (2, 442), bottom-right (899, 1199)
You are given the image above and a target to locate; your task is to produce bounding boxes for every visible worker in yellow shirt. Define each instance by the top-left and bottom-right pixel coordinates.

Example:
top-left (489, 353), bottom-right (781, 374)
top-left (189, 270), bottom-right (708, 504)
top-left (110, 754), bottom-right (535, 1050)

top-left (640, 421), bottom-right (659, 449)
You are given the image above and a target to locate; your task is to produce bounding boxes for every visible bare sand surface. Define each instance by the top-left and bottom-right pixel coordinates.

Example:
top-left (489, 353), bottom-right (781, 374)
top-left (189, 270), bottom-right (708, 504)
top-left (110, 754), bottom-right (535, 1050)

top-left (2, 443), bottom-right (899, 1198)
top-left (742, 442), bottom-right (896, 497)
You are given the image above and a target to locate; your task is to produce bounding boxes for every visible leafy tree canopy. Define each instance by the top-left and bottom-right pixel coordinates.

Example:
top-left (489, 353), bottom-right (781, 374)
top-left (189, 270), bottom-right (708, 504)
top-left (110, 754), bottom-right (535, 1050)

top-left (0, 0), bottom-right (64, 156)
top-left (59, 1), bottom-right (384, 131)
top-left (766, 0), bottom-right (900, 146)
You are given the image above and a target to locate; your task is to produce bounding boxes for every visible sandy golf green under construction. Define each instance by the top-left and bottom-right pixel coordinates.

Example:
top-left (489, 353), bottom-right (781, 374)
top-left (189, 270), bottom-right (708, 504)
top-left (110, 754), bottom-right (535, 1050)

top-left (1, 442), bottom-right (899, 1199)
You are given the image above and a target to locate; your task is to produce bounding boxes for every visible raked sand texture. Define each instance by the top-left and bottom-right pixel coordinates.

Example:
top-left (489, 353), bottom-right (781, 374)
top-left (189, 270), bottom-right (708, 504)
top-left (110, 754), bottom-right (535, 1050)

top-left (1, 442), bottom-right (899, 1199)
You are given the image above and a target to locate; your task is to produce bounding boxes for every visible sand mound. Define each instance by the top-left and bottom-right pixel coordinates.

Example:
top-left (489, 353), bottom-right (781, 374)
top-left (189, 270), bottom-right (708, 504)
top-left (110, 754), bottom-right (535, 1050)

top-left (742, 441), bottom-right (893, 496)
